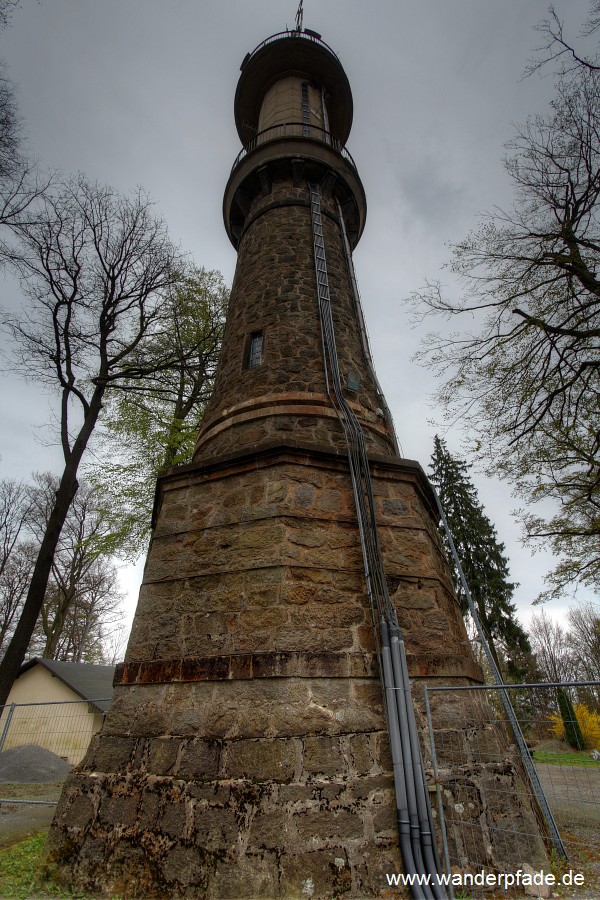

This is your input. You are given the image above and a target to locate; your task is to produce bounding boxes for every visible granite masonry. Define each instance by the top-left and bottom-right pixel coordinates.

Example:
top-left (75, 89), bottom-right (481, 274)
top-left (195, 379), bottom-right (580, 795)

top-left (46, 26), bottom-right (548, 898)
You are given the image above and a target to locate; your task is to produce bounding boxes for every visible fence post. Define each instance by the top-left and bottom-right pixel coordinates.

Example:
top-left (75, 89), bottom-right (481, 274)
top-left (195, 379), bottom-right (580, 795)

top-left (423, 687), bottom-right (454, 899)
top-left (431, 487), bottom-right (568, 859)
top-left (0, 704), bottom-right (16, 753)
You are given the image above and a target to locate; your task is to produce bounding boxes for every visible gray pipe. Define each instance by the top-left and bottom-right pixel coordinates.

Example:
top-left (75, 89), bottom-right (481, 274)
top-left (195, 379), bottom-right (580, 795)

top-left (380, 620), bottom-right (428, 900)
top-left (309, 182), bottom-right (447, 896)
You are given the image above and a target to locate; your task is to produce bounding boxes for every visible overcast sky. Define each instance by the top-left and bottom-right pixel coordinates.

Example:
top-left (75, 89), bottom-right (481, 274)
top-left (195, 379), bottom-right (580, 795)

top-left (0, 0), bottom-right (594, 638)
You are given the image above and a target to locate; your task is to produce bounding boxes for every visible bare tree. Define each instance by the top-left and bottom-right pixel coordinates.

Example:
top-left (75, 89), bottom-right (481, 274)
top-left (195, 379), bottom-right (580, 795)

top-left (0, 62), bottom-right (20, 180)
top-left (527, 3), bottom-right (600, 78)
top-left (90, 266), bottom-right (228, 558)
top-left (529, 610), bottom-right (576, 683)
top-left (0, 175), bottom-right (183, 703)
top-left (0, 477), bottom-right (31, 577)
top-left (25, 474), bottom-right (123, 661)
top-left (0, 540), bottom-right (35, 654)
top-left (0, 0), bottom-right (47, 233)
top-left (567, 601), bottom-right (600, 683)
top-left (29, 560), bottom-right (124, 664)
top-left (411, 67), bottom-right (600, 602)
top-left (0, 1), bottom-right (22, 177)
top-left (0, 0), bottom-right (20, 31)
top-left (0, 478), bottom-right (34, 654)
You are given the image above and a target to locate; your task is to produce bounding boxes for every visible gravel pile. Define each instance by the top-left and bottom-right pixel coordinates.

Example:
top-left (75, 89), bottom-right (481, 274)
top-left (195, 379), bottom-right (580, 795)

top-left (0, 744), bottom-right (71, 783)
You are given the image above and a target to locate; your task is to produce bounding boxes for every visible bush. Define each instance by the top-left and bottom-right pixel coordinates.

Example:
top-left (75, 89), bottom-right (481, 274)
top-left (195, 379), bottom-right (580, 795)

top-left (550, 702), bottom-right (600, 750)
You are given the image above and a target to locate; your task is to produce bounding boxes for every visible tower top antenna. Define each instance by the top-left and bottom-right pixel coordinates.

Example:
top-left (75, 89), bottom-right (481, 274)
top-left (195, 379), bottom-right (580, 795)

top-left (295, 0), bottom-right (303, 32)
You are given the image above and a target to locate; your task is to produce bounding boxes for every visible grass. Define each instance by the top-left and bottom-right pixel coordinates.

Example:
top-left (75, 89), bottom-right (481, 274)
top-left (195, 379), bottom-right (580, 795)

top-left (0, 783), bottom-right (64, 802)
top-left (0, 832), bottom-right (90, 899)
top-left (533, 750), bottom-right (600, 767)
top-left (0, 832), bottom-right (48, 898)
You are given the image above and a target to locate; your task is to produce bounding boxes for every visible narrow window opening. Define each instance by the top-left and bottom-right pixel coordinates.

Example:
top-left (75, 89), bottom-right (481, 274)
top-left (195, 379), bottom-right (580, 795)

top-left (246, 331), bottom-right (264, 369)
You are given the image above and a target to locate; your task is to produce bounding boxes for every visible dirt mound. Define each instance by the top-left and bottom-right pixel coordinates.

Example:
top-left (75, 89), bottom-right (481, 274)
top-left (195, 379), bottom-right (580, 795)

top-left (0, 744), bottom-right (71, 783)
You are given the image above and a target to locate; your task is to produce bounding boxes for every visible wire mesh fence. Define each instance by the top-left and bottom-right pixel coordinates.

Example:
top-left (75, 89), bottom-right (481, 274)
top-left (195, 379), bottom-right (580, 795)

top-left (0, 699), bottom-right (109, 806)
top-left (423, 681), bottom-right (600, 893)
top-left (1, 684), bottom-right (599, 893)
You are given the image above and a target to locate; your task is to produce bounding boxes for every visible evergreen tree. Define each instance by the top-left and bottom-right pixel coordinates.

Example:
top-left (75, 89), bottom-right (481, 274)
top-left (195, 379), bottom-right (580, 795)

top-left (429, 435), bottom-right (531, 678)
top-left (556, 687), bottom-right (585, 751)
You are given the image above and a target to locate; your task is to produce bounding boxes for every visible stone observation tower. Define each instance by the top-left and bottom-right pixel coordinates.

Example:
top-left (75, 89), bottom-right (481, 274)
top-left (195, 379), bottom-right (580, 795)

top-left (48, 20), bottom-right (548, 899)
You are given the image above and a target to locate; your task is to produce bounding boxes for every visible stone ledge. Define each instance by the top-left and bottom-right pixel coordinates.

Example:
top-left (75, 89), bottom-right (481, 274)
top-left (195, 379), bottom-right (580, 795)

top-left (152, 440), bottom-right (436, 528)
top-left (114, 650), bottom-right (481, 686)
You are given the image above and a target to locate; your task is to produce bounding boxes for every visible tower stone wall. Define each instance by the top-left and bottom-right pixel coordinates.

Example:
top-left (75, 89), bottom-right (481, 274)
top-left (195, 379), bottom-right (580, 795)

top-left (196, 179), bottom-right (391, 463)
top-left (46, 26), bottom-right (549, 898)
top-left (47, 442), bottom-right (482, 897)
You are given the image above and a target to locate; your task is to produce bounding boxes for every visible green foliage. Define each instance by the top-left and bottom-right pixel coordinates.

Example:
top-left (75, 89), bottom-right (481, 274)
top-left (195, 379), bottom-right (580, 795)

top-left (430, 435), bottom-right (530, 676)
top-left (0, 831), bottom-right (95, 898)
top-left (534, 750), bottom-right (600, 767)
top-left (550, 698), bottom-right (600, 750)
top-left (0, 833), bottom-right (47, 899)
top-left (89, 266), bottom-right (228, 559)
top-left (555, 687), bottom-right (585, 750)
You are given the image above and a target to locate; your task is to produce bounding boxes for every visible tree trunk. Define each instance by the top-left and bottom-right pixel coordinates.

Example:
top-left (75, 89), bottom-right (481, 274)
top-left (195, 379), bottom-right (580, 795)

top-left (0, 390), bottom-right (104, 705)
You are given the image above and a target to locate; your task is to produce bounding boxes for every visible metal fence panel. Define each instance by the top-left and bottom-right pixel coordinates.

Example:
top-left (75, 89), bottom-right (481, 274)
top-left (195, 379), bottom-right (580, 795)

top-left (424, 681), bottom-right (600, 887)
top-left (0, 699), bottom-right (109, 806)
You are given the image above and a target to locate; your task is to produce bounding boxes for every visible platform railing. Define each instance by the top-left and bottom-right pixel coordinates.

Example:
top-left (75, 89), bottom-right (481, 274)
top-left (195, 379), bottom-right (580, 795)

top-left (241, 30), bottom-right (341, 67)
top-left (231, 122), bottom-right (357, 172)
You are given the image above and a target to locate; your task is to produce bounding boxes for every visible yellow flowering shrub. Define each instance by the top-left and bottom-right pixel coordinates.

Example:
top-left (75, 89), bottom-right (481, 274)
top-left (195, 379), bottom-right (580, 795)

top-left (549, 703), bottom-right (600, 750)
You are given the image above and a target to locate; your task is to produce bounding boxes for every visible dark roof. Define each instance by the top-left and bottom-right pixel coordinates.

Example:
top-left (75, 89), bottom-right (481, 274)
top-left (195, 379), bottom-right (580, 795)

top-left (18, 658), bottom-right (115, 713)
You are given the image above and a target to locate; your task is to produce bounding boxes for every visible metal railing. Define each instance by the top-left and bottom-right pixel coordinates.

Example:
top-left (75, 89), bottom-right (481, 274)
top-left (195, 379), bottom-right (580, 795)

top-left (241, 30), bottom-right (341, 67)
top-left (423, 681), bottom-right (600, 892)
top-left (231, 122), bottom-right (357, 172)
top-left (0, 699), bottom-right (110, 806)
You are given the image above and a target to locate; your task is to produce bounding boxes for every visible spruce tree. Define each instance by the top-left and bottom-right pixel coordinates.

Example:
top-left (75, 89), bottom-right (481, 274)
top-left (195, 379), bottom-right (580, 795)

top-left (556, 687), bottom-right (584, 751)
top-left (429, 435), bottom-right (531, 678)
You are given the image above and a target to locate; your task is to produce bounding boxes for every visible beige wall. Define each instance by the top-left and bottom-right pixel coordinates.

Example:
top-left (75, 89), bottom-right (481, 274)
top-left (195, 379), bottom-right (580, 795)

top-left (1, 666), bottom-right (104, 764)
top-left (258, 76), bottom-right (327, 133)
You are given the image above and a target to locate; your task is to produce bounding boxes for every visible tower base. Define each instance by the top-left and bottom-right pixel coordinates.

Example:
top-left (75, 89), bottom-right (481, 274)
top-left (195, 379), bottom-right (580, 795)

top-left (46, 443), bottom-right (546, 896)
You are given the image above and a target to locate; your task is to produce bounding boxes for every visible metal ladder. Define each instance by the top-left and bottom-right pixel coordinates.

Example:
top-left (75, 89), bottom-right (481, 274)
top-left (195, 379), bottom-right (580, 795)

top-left (308, 182), bottom-right (446, 899)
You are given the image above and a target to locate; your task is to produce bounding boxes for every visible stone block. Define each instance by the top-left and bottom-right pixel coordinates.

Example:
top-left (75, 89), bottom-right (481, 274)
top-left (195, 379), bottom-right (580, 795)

top-left (280, 849), bottom-right (352, 898)
top-left (98, 794), bottom-right (138, 828)
top-left (56, 793), bottom-right (95, 830)
top-left (278, 783), bottom-right (319, 804)
top-left (138, 790), bottom-right (161, 830)
top-left (178, 740), bottom-right (221, 780)
top-left (371, 793), bottom-right (398, 833)
top-left (185, 782), bottom-right (230, 806)
top-left (294, 809), bottom-right (364, 843)
top-left (210, 851), bottom-right (279, 899)
top-left (146, 737), bottom-right (180, 775)
top-left (266, 479), bottom-right (287, 503)
top-left (161, 844), bottom-right (209, 889)
top-left (247, 808), bottom-right (292, 850)
top-left (355, 841), bottom-right (404, 896)
top-left (302, 736), bottom-right (345, 776)
top-left (288, 604), bottom-right (364, 630)
top-left (295, 483), bottom-right (315, 507)
top-left (382, 498), bottom-right (410, 517)
top-left (346, 774), bottom-right (392, 802)
top-left (160, 798), bottom-right (188, 839)
top-left (225, 737), bottom-right (297, 782)
top-left (195, 806), bottom-right (239, 851)
top-left (85, 735), bottom-right (135, 773)
top-left (348, 733), bottom-right (376, 775)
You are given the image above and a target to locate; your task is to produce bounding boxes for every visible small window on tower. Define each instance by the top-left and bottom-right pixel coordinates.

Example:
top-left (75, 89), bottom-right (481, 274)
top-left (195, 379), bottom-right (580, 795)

top-left (246, 331), bottom-right (264, 369)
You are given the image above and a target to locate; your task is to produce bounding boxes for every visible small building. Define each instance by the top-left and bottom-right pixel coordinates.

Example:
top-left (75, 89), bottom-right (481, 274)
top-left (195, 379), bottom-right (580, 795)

top-left (1, 659), bottom-right (115, 765)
